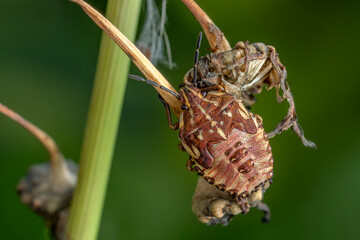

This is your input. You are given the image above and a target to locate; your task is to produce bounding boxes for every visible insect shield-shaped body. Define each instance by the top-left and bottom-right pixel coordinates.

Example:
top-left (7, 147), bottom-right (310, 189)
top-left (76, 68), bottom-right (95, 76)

top-left (178, 85), bottom-right (273, 214)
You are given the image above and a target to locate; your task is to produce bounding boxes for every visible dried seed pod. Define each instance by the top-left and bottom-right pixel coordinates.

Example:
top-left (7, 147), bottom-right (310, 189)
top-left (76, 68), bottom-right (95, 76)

top-left (0, 103), bottom-right (78, 234)
top-left (16, 160), bottom-right (78, 217)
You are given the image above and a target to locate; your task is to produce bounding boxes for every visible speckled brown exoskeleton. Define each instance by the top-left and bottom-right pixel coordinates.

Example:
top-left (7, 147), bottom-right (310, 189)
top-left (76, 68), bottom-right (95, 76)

top-left (129, 33), bottom-right (275, 221)
top-left (180, 85), bottom-right (274, 218)
top-left (130, 72), bottom-right (274, 221)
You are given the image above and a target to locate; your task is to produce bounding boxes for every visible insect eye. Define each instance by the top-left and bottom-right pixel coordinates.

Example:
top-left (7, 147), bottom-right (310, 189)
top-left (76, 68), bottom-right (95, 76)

top-left (181, 105), bottom-right (189, 110)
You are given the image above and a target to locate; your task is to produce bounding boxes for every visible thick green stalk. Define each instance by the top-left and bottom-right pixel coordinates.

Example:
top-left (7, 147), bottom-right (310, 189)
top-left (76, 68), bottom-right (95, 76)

top-left (66, 0), bottom-right (142, 239)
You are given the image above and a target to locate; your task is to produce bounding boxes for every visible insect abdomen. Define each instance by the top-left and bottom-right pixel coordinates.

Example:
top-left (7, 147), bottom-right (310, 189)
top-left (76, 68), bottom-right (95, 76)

top-left (197, 126), bottom-right (273, 198)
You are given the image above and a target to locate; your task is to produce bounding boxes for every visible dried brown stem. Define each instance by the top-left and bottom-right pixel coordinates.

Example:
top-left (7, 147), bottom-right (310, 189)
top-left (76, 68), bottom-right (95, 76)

top-left (181, 0), bottom-right (231, 53)
top-left (70, 0), bottom-right (182, 117)
top-left (0, 102), bottom-right (65, 172)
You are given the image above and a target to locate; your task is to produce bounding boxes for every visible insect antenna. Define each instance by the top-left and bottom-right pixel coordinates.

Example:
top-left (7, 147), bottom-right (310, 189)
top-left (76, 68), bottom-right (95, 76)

top-left (193, 32), bottom-right (202, 88)
top-left (128, 74), bottom-right (180, 99)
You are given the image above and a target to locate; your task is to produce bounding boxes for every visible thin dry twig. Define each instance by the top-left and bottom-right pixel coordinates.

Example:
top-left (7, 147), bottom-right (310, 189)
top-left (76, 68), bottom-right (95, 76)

top-left (70, 0), bottom-right (182, 117)
top-left (0, 103), bottom-right (64, 172)
top-left (181, 0), bottom-right (231, 53)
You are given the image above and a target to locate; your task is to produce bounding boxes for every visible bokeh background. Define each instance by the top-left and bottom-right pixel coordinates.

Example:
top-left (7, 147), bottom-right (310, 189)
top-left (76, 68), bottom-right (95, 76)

top-left (1, 0), bottom-right (360, 239)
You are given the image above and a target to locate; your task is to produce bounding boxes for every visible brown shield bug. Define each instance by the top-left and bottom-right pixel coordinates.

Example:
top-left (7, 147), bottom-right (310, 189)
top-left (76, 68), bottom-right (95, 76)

top-left (177, 84), bottom-right (273, 218)
top-left (129, 33), bottom-right (274, 221)
top-left (129, 73), bottom-right (273, 221)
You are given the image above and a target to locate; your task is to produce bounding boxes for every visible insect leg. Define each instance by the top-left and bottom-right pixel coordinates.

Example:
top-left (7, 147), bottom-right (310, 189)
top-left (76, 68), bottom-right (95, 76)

top-left (186, 156), bottom-right (196, 172)
top-left (265, 47), bottom-right (316, 148)
top-left (199, 85), bottom-right (225, 96)
top-left (128, 74), bottom-right (181, 130)
top-left (178, 143), bottom-right (186, 151)
top-left (193, 32), bottom-right (202, 88)
top-left (256, 201), bottom-right (271, 223)
top-left (158, 94), bottom-right (179, 130)
top-left (128, 74), bottom-right (180, 99)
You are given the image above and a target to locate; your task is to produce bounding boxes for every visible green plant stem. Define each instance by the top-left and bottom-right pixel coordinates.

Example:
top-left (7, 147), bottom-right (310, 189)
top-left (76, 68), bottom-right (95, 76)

top-left (66, 0), bottom-right (142, 239)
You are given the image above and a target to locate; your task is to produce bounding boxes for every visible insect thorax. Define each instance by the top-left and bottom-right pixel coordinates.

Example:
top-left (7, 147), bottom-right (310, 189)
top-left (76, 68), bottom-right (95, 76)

top-left (184, 42), bottom-right (274, 107)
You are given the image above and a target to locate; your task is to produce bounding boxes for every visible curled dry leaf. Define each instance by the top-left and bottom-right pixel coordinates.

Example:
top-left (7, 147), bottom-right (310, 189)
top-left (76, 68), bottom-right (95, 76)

top-left (0, 103), bottom-right (77, 233)
top-left (70, 0), bottom-right (182, 116)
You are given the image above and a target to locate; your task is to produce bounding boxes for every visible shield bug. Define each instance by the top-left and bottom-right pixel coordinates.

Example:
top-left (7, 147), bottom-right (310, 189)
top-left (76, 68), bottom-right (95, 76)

top-left (129, 74), bottom-right (273, 220)
top-left (177, 84), bottom-right (273, 217)
top-left (129, 34), bottom-right (274, 219)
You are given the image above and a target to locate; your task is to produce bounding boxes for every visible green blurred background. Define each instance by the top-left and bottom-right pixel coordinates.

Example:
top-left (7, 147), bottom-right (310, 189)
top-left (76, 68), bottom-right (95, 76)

top-left (1, 0), bottom-right (360, 239)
